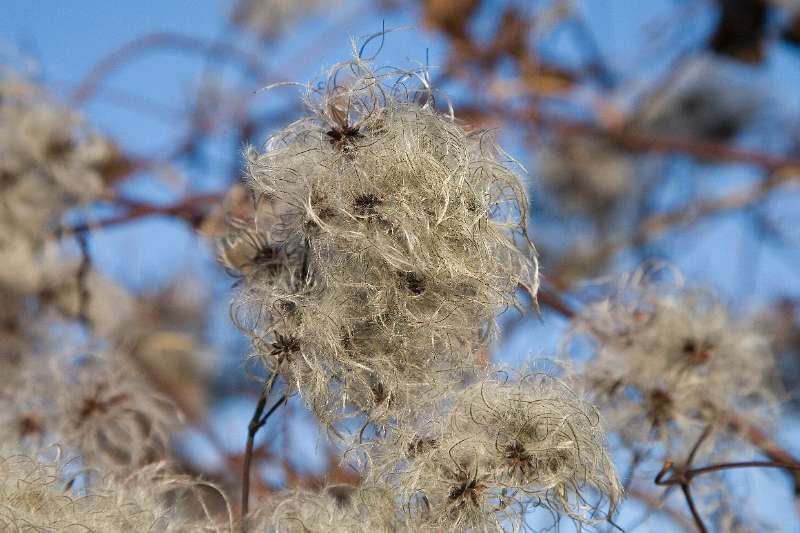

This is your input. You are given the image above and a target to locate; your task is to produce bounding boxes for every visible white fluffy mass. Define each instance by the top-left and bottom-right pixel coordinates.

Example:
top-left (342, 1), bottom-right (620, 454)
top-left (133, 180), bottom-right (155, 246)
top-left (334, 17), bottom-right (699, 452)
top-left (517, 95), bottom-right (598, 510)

top-left (231, 52), bottom-right (537, 424)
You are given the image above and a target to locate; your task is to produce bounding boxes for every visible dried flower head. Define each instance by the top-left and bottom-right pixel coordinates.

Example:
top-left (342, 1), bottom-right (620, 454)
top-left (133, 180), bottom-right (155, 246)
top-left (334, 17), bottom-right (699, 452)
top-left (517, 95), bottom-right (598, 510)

top-left (230, 0), bottom-right (338, 41)
top-left (376, 369), bottom-right (621, 530)
top-left (0, 70), bottom-right (112, 294)
top-left (570, 267), bottom-right (781, 451)
top-left (0, 448), bottom-right (230, 531)
top-left (635, 58), bottom-right (758, 143)
top-left (248, 484), bottom-right (404, 532)
top-left (54, 354), bottom-right (177, 471)
top-left (537, 135), bottom-right (632, 216)
top-left (236, 51), bottom-right (537, 423)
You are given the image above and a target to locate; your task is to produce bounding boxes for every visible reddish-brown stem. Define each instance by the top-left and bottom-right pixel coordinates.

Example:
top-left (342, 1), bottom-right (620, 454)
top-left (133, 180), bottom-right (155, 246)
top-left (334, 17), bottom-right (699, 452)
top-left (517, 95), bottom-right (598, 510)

top-left (656, 452), bottom-right (800, 532)
top-left (657, 459), bottom-right (800, 487)
top-left (627, 485), bottom-right (697, 531)
top-left (680, 484), bottom-right (707, 533)
top-left (536, 286), bottom-right (576, 318)
top-left (64, 191), bottom-right (225, 234)
top-left (75, 231), bottom-right (92, 327)
top-left (556, 170), bottom-right (799, 275)
top-left (520, 105), bottom-right (800, 173)
top-left (728, 414), bottom-right (800, 496)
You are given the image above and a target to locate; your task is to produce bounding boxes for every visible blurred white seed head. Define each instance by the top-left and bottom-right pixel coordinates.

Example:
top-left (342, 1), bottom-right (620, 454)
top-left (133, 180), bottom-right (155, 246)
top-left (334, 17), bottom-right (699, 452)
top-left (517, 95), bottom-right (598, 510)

top-left (0, 447), bottom-right (230, 531)
top-left (230, 0), bottom-right (339, 41)
top-left (537, 136), bottom-right (632, 216)
top-left (373, 368), bottom-right (621, 530)
top-left (234, 51), bottom-right (538, 424)
top-left (569, 267), bottom-right (781, 451)
top-left (248, 484), bottom-right (404, 533)
top-left (0, 71), bottom-right (114, 294)
top-left (635, 58), bottom-right (759, 143)
top-left (54, 354), bottom-right (177, 472)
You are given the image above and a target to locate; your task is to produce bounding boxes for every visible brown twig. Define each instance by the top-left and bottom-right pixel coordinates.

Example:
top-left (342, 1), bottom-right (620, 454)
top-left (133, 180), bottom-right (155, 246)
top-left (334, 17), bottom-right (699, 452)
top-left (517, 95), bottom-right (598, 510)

top-left (241, 376), bottom-right (287, 523)
top-left (555, 170), bottom-right (799, 275)
top-left (521, 106), bottom-right (800, 173)
top-left (655, 426), bottom-right (800, 532)
top-left (536, 285), bottom-right (576, 318)
top-left (727, 413), bottom-right (800, 498)
top-left (64, 191), bottom-right (226, 234)
top-left (627, 485), bottom-right (697, 531)
top-left (74, 230), bottom-right (92, 327)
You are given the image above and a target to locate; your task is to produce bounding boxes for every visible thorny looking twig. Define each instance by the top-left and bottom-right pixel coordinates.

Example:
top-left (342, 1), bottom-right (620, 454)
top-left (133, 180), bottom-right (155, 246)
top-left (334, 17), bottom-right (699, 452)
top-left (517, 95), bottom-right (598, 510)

top-left (654, 426), bottom-right (800, 532)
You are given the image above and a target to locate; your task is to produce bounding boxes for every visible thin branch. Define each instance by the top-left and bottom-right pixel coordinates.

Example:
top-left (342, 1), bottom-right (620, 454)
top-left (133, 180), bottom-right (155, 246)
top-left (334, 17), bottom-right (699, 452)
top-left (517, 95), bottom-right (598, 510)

top-left (520, 106), bottom-right (800, 172)
top-left (71, 32), bottom-right (268, 104)
top-left (63, 191), bottom-right (225, 234)
top-left (655, 428), bottom-right (800, 533)
top-left (536, 286), bottom-right (576, 318)
top-left (241, 375), bottom-right (286, 522)
top-left (568, 13), bottom-right (615, 88)
top-left (657, 459), bottom-right (800, 487)
top-left (556, 170), bottom-right (799, 274)
top-left (687, 460), bottom-right (800, 478)
top-left (75, 230), bottom-right (92, 327)
top-left (679, 484), bottom-right (707, 533)
top-left (728, 413), bottom-right (800, 498)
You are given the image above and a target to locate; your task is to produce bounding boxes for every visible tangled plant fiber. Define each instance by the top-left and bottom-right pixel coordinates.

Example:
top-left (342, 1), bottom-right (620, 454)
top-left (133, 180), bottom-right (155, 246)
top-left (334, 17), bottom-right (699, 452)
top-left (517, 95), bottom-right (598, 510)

top-left (249, 484), bottom-right (405, 532)
top-left (231, 50), bottom-right (538, 424)
top-left (0, 448), bottom-right (230, 532)
top-left (375, 369), bottom-right (621, 531)
top-left (571, 266), bottom-right (781, 453)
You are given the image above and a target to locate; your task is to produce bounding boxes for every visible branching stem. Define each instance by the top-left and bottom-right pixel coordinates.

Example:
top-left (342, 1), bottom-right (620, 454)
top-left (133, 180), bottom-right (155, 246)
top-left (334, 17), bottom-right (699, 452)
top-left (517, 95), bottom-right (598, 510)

top-left (655, 426), bottom-right (800, 532)
top-left (241, 373), bottom-right (286, 524)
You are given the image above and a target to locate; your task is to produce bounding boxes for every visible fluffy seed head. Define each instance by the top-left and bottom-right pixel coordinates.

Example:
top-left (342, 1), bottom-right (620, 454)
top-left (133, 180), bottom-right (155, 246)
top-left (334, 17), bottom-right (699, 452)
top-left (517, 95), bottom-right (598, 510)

top-left (54, 355), bottom-right (177, 471)
top-left (537, 136), bottom-right (632, 216)
top-left (376, 369), bottom-right (621, 530)
top-left (249, 485), bottom-right (404, 533)
top-left (570, 267), bottom-right (781, 451)
top-left (0, 71), bottom-right (113, 294)
top-left (0, 448), bottom-right (230, 532)
top-left (235, 52), bottom-right (538, 423)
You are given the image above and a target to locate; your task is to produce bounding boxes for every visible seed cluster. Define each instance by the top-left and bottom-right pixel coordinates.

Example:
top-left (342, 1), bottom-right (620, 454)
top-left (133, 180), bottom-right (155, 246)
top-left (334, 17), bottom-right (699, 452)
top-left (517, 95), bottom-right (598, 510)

top-left (571, 269), bottom-right (781, 451)
top-left (375, 371), bottom-right (621, 529)
top-left (233, 54), bottom-right (537, 424)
